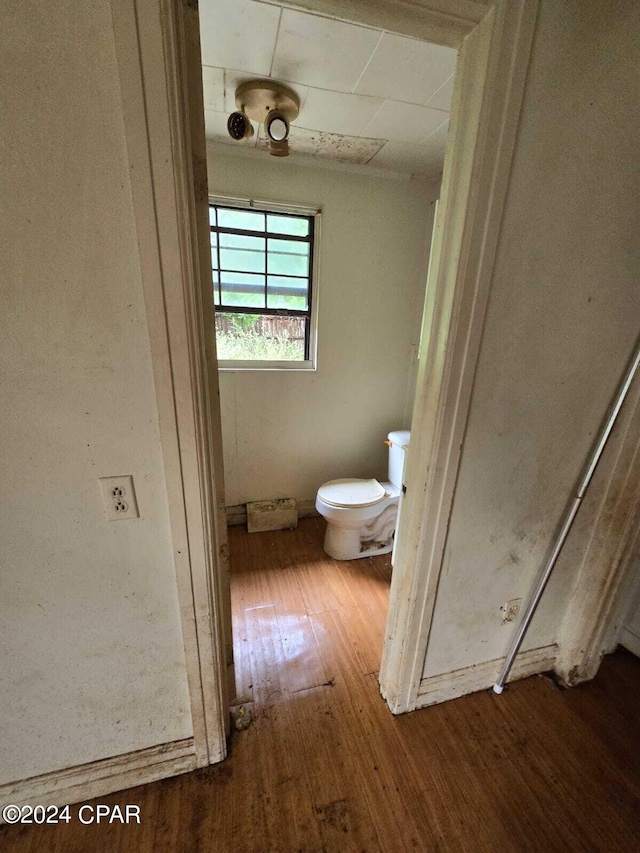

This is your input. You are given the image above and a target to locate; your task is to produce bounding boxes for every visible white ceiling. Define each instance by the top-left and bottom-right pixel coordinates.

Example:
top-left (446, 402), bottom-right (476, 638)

top-left (199, 0), bottom-right (457, 179)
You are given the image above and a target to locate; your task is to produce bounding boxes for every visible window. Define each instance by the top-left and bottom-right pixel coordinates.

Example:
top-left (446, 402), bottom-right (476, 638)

top-left (209, 197), bottom-right (319, 370)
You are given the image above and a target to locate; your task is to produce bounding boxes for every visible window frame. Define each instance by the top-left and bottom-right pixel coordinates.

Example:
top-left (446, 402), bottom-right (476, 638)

top-left (209, 195), bottom-right (321, 371)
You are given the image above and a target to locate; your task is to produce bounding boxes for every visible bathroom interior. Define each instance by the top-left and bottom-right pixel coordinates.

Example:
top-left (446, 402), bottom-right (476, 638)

top-left (199, 0), bottom-right (457, 708)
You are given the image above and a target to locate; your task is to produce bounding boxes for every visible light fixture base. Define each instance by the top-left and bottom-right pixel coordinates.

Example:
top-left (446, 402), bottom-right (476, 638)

top-left (235, 80), bottom-right (300, 125)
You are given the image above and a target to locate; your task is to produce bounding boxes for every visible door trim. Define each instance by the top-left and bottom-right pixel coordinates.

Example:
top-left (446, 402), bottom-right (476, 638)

top-left (377, 0), bottom-right (539, 713)
top-left (555, 376), bottom-right (640, 685)
top-left (110, 0), bottom-right (232, 765)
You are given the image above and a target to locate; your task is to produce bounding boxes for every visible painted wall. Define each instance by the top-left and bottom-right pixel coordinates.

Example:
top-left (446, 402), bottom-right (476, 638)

top-left (422, 0), bottom-right (640, 679)
top-left (619, 556), bottom-right (640, 658)
top-left (207, 144), bottom-right (436, 507)
top-left (621, 605), bottom-right (640, 657)
top-left (0, 0), bottom-right (192, 784)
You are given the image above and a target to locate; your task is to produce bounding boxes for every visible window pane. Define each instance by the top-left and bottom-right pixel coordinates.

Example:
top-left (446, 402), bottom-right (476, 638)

top-left (266, 214), bottom-right (309, 237)
top-left (211, 233), bottom-right (218, 270)
top-left (209, 203), bottom-right (314, 364)
top-left (219, 233), bottom-right (265, 273)
top-left (267, 239), bottom-right (310, 277)
top-left (215, 312), bottom-right (305, 361)
top-left (217, 207), bottom-right (265, 232)
top-left (220, 272), bottom-right (265, 308)
top-left (267, 276), bottom-right (308, 310)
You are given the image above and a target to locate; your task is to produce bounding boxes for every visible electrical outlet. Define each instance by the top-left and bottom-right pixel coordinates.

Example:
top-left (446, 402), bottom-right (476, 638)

top-left (98, 476), bottom-right (140, 521)
top-left (500, 598), bottom-right (521, 624)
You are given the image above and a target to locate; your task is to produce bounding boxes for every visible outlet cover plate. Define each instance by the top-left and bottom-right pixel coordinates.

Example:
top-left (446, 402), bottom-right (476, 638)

top-left (501, 598), bottom-right (521, 624)
top-left (98, 475), bottom-right (140, 521)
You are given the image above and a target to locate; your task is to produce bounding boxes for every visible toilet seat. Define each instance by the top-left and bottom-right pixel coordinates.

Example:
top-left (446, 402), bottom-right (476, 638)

top-left (317, 478), bottom-right (386, 508)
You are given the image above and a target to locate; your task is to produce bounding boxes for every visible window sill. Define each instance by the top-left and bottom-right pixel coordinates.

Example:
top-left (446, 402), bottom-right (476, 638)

top-left (217, 359), bottom-right (317, 372)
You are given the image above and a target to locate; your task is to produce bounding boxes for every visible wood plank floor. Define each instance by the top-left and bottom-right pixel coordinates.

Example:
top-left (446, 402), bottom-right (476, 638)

top-left (3, 517), bottom-right (640, 852)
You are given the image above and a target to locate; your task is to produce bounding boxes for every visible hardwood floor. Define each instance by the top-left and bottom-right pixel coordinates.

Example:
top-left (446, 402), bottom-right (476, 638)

top-left (3, 517), bottom-right (640, 852)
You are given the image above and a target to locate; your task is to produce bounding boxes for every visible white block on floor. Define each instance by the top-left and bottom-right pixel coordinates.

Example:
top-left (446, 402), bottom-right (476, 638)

top-left (247, 498), bottom-right (298, 533)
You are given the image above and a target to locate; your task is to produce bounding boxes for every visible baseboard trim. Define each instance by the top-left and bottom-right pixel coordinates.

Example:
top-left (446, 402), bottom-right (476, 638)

top-left (0, 738), bottom-right (196, 817)
top-left (619, 628), bottom-right (640, 658)
top-left (226, 499), bottom-right (319, 527)
top-left (415, 644), bottom-right (557, 709)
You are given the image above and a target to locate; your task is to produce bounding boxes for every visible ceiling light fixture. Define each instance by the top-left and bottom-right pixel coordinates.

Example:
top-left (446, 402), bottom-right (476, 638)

top-left (228, 80), bottom-right (300, 157)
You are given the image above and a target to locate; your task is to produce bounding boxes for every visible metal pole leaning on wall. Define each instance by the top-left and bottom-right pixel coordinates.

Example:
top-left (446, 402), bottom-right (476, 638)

top-left (493, 340), bottom-right (640, 695)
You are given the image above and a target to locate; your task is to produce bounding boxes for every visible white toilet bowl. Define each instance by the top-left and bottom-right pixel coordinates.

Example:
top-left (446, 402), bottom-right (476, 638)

top-left (315, 480), bottom-right (400, 560)
top-left (315, 431), bottom-right (410, 561)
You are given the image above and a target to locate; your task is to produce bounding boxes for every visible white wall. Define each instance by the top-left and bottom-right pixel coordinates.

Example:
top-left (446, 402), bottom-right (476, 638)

top-left (619, 556), bottom-right (640, 658)
top-left (207, 145), bottom-right (436, 506)
top-left (422, 0), bottom-right (640, 679)
top-left (0, 0), bottom-right (192, 784)
top-left (621, 607), bottom-right (640, 658)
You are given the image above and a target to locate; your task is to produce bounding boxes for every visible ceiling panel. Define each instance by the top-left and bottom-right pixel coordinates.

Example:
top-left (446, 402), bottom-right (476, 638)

top-left (271, 8), bottom-right (380, 93)
top-left (427, 120), bottom-right (450, 154)
top-left (299, 88), bottom-right (383, 137)
top-left (368, 141), bottom-right (432, 175)
top-left (364, 100), bottom-right (448, 145)
top-left (256, 125), bottom-right (385, 165)
top-left (202, 66), bottom-right (225, 113)
top-left (199, 0), bottom-right (281, 76)
top-left (199, 1), bottom-right (457, 178)
top-left (425, 73), bottom-right (455, 110)
top-left (369, 120), bottom-right (449, 177)
top-left (354, 33), bottom-right (457, 105)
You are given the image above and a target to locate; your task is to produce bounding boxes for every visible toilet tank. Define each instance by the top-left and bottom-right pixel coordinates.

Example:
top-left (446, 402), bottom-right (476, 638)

top-left (387, 430), bottom-right (411, 489)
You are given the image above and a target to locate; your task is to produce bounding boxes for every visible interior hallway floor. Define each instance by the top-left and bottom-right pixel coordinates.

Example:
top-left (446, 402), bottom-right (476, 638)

top-left (3, 517), bottom-right (640, 852)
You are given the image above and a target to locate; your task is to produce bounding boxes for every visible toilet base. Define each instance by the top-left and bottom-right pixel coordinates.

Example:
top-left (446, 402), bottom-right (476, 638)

top-left (322, 502), bottom-right (397, 560)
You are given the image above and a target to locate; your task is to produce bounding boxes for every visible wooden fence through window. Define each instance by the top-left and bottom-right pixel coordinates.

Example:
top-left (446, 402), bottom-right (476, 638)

top-left (215, 313), bottom-right (305, 343)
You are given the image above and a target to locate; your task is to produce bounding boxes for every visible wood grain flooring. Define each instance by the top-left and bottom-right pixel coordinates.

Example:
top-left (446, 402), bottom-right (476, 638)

top-left (3, 517), bottom-right (640, 852)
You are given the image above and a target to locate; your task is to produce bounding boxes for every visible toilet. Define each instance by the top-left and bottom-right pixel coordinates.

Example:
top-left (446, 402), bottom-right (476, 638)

top-left (315, 430), bottom-right (411, 560)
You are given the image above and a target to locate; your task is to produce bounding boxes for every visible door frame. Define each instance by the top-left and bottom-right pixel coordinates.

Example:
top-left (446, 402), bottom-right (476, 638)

top-left (374, 1), bottom-right (540, 713)
top-left (113, 0), bottom-right (542, 766)
top-left (110, 0), bottom-right (233, 766)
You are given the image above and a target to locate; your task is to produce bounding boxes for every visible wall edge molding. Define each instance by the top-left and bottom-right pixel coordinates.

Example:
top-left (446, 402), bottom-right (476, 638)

top-left (415, 644), bottom-right (557, 709)
top-left (0, 738), bottom-right (196, 817)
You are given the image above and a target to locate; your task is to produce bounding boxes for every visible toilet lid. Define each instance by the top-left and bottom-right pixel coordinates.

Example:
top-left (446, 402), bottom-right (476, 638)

top-left (317, 478), bottom-right (386, 508)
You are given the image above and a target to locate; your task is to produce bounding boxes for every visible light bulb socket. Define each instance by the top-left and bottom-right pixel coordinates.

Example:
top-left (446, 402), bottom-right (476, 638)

top-left (265, 109), bottom-right (289, 143)
top-left (227, 111), bottom-right (254, 141)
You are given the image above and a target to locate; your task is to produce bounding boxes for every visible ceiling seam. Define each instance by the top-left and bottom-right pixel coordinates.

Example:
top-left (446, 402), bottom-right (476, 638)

top-left (361, 98), bottom-right (387, 137)
top-left (268, 7), bottom-right (283, 77)
top-left (350, 29), bottom-right (385, 94)
top-left (423, 71), bottom-right (455, 108)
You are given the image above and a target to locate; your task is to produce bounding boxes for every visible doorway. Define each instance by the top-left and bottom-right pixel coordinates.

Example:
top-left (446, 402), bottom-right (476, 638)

top-left (198, 0), bottom-right (459, 713)
top-left (113, 0), bottom-right (538, 766)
